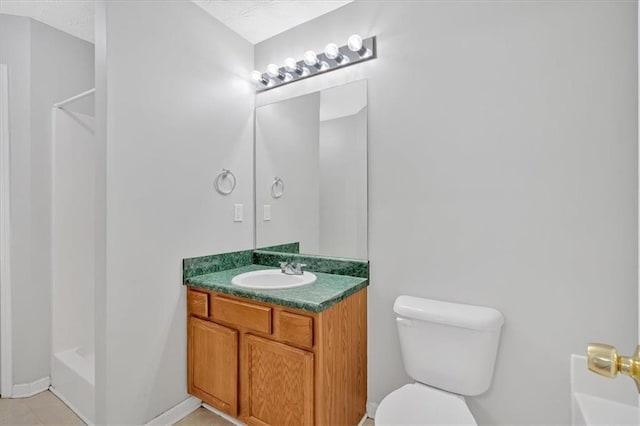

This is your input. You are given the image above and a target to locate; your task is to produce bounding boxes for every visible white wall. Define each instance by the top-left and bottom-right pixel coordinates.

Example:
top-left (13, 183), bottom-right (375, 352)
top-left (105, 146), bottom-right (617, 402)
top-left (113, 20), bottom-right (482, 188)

top-left (255, 1), bottom-right (638, 424)
top-left (255, 92), bottom-right (320, 253)
top-left (0, 13), bottom-right (94, 385)
top-left (93, 2), bottom-right (107, 421)
top-left (99, 1), bottom-right (254, 423)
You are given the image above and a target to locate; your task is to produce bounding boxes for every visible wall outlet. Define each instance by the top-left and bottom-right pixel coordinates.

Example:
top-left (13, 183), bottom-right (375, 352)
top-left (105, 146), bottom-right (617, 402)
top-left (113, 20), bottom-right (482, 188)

top-left (234, 204), bottom-right (243, 222)
top-left (263, 204), bottom-right (271, 221)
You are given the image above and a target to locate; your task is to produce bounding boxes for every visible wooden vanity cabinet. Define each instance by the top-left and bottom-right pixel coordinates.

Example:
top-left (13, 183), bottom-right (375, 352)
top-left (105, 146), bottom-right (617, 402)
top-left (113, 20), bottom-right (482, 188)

top-left (187, 288), bottom-right (367, 426)
top-left (243, 334), bottom-right (314, 425)
top-left (188, 317), bottom-right (238, 415)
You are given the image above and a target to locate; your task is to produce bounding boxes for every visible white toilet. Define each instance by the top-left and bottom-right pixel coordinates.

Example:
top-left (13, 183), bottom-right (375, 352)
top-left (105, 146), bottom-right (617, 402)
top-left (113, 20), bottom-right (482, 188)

top-left (375, 295), bottom-right (505, 425)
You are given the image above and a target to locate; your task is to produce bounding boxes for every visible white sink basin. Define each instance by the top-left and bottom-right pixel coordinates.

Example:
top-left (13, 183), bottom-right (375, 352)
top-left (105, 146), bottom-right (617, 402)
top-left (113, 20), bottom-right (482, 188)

top-left (231, 269), bottom-right (317, 289)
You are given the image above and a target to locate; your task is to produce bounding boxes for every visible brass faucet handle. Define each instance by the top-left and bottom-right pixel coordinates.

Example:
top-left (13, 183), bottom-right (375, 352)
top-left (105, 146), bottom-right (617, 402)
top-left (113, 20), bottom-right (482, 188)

top-left (587, 343), bottom-right (618, 378)
top-left (587, 343), bottom-right (640, 393)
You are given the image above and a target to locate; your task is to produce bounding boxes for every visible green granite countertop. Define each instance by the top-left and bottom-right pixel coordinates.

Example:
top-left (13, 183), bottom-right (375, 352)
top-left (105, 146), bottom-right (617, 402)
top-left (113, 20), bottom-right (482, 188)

top-left (185, 264), bottom-right (368, 313)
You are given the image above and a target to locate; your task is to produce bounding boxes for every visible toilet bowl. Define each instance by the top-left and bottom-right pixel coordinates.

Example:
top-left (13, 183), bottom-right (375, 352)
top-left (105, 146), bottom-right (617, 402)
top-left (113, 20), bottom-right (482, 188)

top-left (376, 383), bottom-right (476, 425)
top-left (375, 296), bottom-right (504, 425)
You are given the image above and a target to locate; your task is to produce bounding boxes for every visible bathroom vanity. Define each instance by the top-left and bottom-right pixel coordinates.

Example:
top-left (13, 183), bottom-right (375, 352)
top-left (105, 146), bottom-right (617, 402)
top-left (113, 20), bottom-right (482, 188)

top-left (183, 249), bottom-right (368, 426)
top-left (185, 79), bottom-right (370, 425)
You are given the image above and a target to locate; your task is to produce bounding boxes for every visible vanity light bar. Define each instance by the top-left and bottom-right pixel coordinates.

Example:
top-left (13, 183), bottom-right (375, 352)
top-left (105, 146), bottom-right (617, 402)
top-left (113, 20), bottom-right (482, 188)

top-left (251, 35), bottom-right (376, 92)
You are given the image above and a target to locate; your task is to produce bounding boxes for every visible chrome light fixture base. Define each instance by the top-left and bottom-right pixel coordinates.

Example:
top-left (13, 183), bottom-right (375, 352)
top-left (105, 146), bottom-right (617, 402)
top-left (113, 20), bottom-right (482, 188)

top-left (253, 36), bottom-right (376, 92)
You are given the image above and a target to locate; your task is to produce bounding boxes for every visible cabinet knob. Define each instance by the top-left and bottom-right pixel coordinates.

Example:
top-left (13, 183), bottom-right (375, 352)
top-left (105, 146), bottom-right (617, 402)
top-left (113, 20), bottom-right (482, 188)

top-left (587, 343), bottom-right (640, 392)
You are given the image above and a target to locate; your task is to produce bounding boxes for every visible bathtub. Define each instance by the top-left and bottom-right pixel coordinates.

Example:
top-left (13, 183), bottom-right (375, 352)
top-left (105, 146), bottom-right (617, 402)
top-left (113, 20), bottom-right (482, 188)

top-left (51, 346), bottom-right (95, 425)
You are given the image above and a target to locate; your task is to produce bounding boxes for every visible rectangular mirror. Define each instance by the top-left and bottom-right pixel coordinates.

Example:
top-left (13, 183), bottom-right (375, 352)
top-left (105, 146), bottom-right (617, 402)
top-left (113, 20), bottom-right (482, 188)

top-left (255, 80), bottom-right (368, 259)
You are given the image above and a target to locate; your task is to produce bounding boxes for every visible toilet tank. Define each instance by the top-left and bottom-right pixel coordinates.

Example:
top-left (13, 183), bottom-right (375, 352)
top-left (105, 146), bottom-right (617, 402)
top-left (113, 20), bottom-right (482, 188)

top-left (394, 295), bottom-right (504, 396)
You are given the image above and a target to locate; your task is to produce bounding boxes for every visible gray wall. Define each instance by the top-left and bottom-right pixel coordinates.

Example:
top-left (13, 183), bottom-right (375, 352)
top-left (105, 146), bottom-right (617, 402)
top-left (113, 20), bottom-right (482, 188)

top-left (0, 13), bottom-right (94, 385)
top-left (255, 1), bottom-right (638, 424)
top-left (0, 13), bottom-right (32, 387)
top-left (98, 1), bottom-right (254, 423)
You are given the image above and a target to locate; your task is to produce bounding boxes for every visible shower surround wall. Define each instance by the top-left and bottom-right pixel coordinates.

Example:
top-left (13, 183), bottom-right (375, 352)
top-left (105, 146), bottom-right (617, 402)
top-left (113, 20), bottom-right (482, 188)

top-left (51, 107), bottom-right (95, 422)
top-left (95, 1), bottom-right (254, 423)
top-left (255, 1), bottom-right (638, 425)
top-left (0, 13), bottom-right (94, 389)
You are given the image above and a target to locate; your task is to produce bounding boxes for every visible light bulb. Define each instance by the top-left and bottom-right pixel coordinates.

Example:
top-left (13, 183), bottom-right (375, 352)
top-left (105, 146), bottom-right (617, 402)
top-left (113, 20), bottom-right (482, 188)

top-left (266, 64), bottom-right (282, 79)
top-left (251, 70), bottom-right (265, 84)
top-left (348, 34), bottom-right (370, 57)
top-left (324, 43), bottom-right (340, 60)
top-left (324, 43), bottom-right (348, 64)
top-left (303, 51), bottom-right (318, 66)
top-left (284, 57), bottom-right (299, 73)
top-left (347, 34), bottom-right (363, 52)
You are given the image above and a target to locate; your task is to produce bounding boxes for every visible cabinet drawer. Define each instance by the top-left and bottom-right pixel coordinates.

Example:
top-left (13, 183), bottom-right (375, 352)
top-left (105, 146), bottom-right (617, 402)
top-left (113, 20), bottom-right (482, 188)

top-left (276, 311), bottom-right (314, 349)
top-left (212, 296), bottom-right (272, 334)
top-left (188, 290), bottom-right (209, 318)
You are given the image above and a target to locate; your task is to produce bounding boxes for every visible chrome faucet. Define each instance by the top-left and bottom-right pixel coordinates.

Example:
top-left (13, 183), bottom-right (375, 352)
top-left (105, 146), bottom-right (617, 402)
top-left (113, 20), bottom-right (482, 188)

top-left (280, 262), bottom-right (307, 275)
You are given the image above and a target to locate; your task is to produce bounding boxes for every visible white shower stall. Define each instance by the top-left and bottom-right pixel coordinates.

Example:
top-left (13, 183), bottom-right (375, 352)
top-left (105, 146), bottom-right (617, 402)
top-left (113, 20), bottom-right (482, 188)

top-left (50, 90), bottom-right (95, 424)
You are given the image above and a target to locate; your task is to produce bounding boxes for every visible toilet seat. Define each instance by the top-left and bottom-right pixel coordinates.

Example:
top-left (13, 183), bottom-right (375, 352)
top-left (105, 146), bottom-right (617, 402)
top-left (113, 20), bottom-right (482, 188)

top-left (375, 383), bottom-right (477, 426)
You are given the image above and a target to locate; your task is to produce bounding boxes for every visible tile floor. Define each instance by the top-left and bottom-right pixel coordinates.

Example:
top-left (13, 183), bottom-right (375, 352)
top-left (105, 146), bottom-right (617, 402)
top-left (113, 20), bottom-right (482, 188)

top-left (0, 391), bottom-right (83, 425)
top-left (0, 391), bottom-right (374, 425)
top-left (173, 407), bottom-right (233, 425)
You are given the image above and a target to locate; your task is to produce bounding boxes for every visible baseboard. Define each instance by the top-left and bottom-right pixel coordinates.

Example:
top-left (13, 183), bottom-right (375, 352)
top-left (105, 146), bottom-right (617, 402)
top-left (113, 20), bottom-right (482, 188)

top-left (366, 401), bottom-right (379, 419)
top-left (11, 376), bottom-right (50, 398)
top-left (202, 403), bottom-right (246, 426)
top-left (357, 413), bottom-right (369, 426)
top-left (145, 396), bottom-right (201, 425)
top-left (49, 386), bottom-right (94, 426)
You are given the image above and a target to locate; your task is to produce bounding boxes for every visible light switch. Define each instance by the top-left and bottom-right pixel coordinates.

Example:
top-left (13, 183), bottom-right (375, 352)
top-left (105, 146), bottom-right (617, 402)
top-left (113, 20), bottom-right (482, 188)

top-left (234, 204), bottom-right (243, 222)
top-left (263, 204), bottom-right (271, 221)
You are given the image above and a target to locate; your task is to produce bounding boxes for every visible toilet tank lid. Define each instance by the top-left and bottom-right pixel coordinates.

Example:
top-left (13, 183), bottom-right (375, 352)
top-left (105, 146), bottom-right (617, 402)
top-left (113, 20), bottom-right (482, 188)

top-left (394, 296), bottom-right (505, 331)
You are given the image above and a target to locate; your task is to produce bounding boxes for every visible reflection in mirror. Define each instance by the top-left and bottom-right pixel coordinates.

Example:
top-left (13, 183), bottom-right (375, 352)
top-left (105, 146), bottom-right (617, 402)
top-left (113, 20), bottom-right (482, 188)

top-left (255, 80), bottom-right (367, 259)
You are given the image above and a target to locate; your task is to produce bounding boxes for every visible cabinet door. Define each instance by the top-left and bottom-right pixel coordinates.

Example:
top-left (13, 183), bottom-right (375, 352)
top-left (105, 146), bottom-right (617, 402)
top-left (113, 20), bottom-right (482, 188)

top-left (243, 334), bottom-right (314, 426)
top-left (188, 317), bottom-right (238, 416)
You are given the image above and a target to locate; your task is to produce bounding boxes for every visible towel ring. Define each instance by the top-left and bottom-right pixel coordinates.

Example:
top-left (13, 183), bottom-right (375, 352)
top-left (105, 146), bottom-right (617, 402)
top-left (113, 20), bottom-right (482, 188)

top-left (214, 169), bottom-right (236, 195)
top-left (271, 176), bottom-right (284, 199)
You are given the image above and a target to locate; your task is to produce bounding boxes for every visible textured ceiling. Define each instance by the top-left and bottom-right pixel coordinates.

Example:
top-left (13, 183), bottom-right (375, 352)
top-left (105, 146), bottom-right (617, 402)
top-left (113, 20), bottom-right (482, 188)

top-left (0, 0), bottom-right (353, 46)
top-left (0, 0), bottom-right (94, 43)
top-left (192, 0), bottom-right (353, 44)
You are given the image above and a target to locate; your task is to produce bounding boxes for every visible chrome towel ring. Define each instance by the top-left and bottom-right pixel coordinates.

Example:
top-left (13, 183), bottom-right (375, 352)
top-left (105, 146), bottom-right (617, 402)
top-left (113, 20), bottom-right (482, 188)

top-left (271, 176), bottom-right (284, 199)
top-left (214, 169), bottom-right (236, 195)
